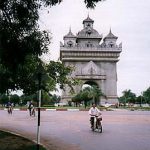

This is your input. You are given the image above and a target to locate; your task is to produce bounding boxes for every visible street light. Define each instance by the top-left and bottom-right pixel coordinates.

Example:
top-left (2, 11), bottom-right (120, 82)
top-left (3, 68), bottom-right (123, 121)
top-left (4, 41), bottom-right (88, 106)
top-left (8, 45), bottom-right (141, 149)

top-left (36, 62), bottom-right (43, 150)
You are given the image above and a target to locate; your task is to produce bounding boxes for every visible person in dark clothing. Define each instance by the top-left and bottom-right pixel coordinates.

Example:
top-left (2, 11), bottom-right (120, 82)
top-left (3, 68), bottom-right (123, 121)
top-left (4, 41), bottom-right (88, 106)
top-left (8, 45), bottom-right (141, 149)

top-left (28, 101), bottom-right (35, 116)
top-left (7, 101), bottom-right (13, 114)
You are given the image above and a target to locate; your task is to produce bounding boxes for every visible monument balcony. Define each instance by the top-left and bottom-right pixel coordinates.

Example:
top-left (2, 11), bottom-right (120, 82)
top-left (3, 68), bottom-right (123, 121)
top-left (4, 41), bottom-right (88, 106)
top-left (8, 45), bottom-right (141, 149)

top-left (60, 45), bottom-right (122, 52)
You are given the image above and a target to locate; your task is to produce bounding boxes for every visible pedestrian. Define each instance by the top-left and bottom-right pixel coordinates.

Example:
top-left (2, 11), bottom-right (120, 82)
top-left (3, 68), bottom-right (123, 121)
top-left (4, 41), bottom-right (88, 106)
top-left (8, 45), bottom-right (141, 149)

top-left (28, 101), bottom-right (32, 116)
top-left (6, 101), bottom-right (13, 114)
top-left (28, 101), bottom-right (35, 117)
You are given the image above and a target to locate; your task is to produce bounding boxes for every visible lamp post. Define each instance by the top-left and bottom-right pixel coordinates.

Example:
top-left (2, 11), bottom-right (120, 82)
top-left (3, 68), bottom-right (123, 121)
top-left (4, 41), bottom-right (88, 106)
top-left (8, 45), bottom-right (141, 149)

top-left (36, 62), bottom-right (43, 150)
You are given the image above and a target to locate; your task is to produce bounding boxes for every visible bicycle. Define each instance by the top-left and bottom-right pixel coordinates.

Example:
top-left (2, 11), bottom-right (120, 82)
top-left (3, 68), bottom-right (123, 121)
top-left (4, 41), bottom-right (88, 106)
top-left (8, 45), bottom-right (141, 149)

top-left (7, 106), bottom-right (12, 114)
top-left (90, 115), bottom-right (102, 133)
top-left (31, 107), bottom-right (35, 117)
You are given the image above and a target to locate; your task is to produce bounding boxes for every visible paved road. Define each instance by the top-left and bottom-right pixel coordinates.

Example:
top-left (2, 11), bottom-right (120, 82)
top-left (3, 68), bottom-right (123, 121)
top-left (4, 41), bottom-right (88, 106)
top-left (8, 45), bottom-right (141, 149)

top-left (0, 109), bottom-right (150, 150)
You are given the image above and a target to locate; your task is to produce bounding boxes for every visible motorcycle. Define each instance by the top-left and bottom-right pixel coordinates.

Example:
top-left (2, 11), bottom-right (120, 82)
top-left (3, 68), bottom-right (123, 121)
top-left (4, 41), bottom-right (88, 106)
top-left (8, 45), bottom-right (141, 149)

top-left (90, 115), bottom-right (102, 133)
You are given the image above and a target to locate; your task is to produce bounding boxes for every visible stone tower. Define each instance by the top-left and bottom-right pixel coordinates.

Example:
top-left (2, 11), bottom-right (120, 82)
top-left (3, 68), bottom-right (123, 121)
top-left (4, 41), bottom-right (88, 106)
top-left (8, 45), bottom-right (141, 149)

top-left (60, 16), bottom-right (122, 104)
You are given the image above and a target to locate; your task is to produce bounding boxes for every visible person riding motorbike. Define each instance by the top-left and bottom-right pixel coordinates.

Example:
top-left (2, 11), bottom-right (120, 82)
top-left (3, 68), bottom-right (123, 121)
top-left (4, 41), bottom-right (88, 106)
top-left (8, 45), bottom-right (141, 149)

top-left (88, 103), bottom-right (101, 129)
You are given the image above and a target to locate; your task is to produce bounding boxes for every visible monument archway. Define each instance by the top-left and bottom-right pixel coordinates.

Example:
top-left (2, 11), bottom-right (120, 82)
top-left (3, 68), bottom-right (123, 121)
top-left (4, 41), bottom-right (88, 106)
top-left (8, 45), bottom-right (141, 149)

top-left (83, 81), bottom-right (98, 87)
top-left (82, 80), bottom-right (102, 105)
top-left (60, 16), bottom-right (122, 104)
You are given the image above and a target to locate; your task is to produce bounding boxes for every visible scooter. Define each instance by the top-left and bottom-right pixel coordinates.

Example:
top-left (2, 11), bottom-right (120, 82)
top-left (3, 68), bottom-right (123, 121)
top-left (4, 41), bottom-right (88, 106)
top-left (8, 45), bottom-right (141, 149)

top-left (90, 115), bottom-right (102, 133)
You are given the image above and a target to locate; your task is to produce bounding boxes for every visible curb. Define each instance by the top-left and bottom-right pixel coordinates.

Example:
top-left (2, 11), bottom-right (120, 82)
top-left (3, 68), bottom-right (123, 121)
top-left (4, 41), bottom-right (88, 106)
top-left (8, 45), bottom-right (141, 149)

top-left (1, 108), bottom-right (89, 111)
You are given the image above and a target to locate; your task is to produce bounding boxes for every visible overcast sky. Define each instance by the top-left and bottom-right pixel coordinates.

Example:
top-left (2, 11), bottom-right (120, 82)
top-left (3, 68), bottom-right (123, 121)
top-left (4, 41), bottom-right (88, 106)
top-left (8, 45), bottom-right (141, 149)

top-left (38, 0), bottom-right (150, 97)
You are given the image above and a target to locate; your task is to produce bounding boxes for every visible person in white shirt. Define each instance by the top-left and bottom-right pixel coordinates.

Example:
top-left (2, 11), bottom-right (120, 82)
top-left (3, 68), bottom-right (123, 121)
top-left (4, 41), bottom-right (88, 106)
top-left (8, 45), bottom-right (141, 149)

top-left (88, 103), bottom-right (101, 129)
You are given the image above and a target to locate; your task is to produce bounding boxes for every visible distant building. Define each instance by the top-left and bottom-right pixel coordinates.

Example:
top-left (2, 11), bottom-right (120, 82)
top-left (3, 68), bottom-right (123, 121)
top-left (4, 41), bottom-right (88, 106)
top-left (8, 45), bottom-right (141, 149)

top-left (60, 15), bottom-right (122, 104)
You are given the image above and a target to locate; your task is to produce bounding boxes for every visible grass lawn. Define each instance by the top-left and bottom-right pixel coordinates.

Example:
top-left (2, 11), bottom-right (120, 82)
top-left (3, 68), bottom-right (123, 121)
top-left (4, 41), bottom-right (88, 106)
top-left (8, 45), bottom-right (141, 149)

top-left (0, 130), bottom-right (46, 150)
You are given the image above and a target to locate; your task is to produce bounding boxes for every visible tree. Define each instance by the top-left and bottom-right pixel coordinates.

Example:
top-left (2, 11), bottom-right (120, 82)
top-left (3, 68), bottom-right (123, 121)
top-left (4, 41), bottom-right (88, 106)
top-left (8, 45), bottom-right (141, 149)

top-left (84, 0), bottom-right (103, 8)
top-left (89, 85), bottom-right (103, 105)
top-left (118, 96), bottom-right (125, 105)
top-left (51, 94), bottom-right (61, 103)
top-left (0, 0), bottom-right (51, 70)
top-left (121, 89), bottom-right (136, 104)
top-left (72, 87), bottom-right (92, 108)
top-left (46, 61), bottom-right (78, 92)
top-left (10, 94), bottom-right (20, 106)
top-left (0, 0), bottom-right (53, 95)
top-left (0, 57), bottom-right (74, 95)
top-left (0, 64), bottom-right (15, 93)
top-left (72, 92), bottom-right (83, 107)
top-left (20, 95), bottom-right (32, 105)
top-left (72, 85), bottom-right (103, 108)
top-left (0, 94), bottom-right (9, 105)
top-left (80, 87), bottom-right (93, 108)
top-left (143, 87), bottom-right (150, 104)
top-left (136, 95), bottom-right (145, 107)
top-left (14, 56), bottom-right (40, 95)
top-left (47, 94), bottom-right (61, 105)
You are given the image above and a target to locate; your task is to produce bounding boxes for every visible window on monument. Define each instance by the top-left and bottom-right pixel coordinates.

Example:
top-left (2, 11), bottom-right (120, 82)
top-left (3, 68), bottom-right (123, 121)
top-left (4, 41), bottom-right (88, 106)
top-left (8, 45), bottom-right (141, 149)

top-left (86, 42), bottom-right (92, 48)
top-left (86, 29), bottom-right (92, 37)
top-left (67, 41), bottom-right (73, 47)
top-left (88, 32), bottom-right (91, 36)
top-left (109, 42), bottom-right (114, 48)
top-left (87, 23), bottom-right (91, 27)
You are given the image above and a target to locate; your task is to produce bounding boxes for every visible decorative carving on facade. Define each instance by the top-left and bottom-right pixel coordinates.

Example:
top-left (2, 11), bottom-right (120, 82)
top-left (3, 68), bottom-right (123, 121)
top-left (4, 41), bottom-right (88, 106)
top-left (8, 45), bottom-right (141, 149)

top-left (82, 61), bottom-right (100, 75)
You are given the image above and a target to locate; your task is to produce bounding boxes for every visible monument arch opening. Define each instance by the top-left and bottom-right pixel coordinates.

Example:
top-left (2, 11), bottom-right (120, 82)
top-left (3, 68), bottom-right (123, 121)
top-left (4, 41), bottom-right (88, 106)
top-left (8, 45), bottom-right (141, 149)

top-left (82, 81), bottom-right (102, 105)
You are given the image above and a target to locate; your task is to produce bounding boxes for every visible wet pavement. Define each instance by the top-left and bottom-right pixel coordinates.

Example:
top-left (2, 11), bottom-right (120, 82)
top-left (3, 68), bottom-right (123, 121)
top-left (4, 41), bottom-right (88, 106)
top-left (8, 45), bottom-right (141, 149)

top-left (0, 109), bottom-right (150, 150)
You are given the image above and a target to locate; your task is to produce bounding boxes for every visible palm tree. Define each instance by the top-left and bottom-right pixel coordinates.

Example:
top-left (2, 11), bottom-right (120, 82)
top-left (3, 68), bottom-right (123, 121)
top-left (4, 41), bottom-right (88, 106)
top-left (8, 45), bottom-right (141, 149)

top-left (143, 87), bottom-right (150, 104)
top-left (89, 85), bottom-right (103, 105)
top-left (122, 89), bottom-right (136, 105)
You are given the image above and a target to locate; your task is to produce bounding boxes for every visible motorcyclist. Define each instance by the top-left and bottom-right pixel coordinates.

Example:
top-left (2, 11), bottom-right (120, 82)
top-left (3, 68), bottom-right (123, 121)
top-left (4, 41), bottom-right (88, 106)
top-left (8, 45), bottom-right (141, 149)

top-left (88, 103), bottom-right (101, 129)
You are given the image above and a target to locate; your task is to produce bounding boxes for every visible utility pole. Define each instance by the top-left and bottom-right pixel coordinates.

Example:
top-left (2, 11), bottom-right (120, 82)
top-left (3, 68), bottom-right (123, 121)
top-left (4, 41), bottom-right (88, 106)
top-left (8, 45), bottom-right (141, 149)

top-left (36, 64), bottom-right (42, 150)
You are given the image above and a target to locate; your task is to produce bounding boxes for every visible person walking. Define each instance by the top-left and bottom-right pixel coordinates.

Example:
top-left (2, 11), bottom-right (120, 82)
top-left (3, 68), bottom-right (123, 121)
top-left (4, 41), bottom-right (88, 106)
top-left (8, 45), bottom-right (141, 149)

top-left (28, 101), bottom-right (35, 117)
top-left (28, 101), bottom-right (32, 116)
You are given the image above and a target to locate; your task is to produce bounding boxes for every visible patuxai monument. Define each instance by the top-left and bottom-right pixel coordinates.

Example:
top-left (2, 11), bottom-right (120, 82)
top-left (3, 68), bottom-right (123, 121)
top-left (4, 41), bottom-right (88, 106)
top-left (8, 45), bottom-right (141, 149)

top-left (60, 15), bottom-right (122, 105)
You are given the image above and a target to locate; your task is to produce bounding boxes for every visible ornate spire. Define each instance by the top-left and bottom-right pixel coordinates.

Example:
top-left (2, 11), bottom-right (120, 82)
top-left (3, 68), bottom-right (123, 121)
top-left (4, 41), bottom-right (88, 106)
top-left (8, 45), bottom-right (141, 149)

top-left (69, 26), bottom-right (71, 33)
top-left (104, 28), bottom-right (118, 39)
top-left (83, 14), bottom-right (94, 24)
top-left (64, 27), bottom-right (76, 38)
top-left (88, 12), bottom-right (89, 18)
top-left (109, 28), bottom-right (112, 34)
